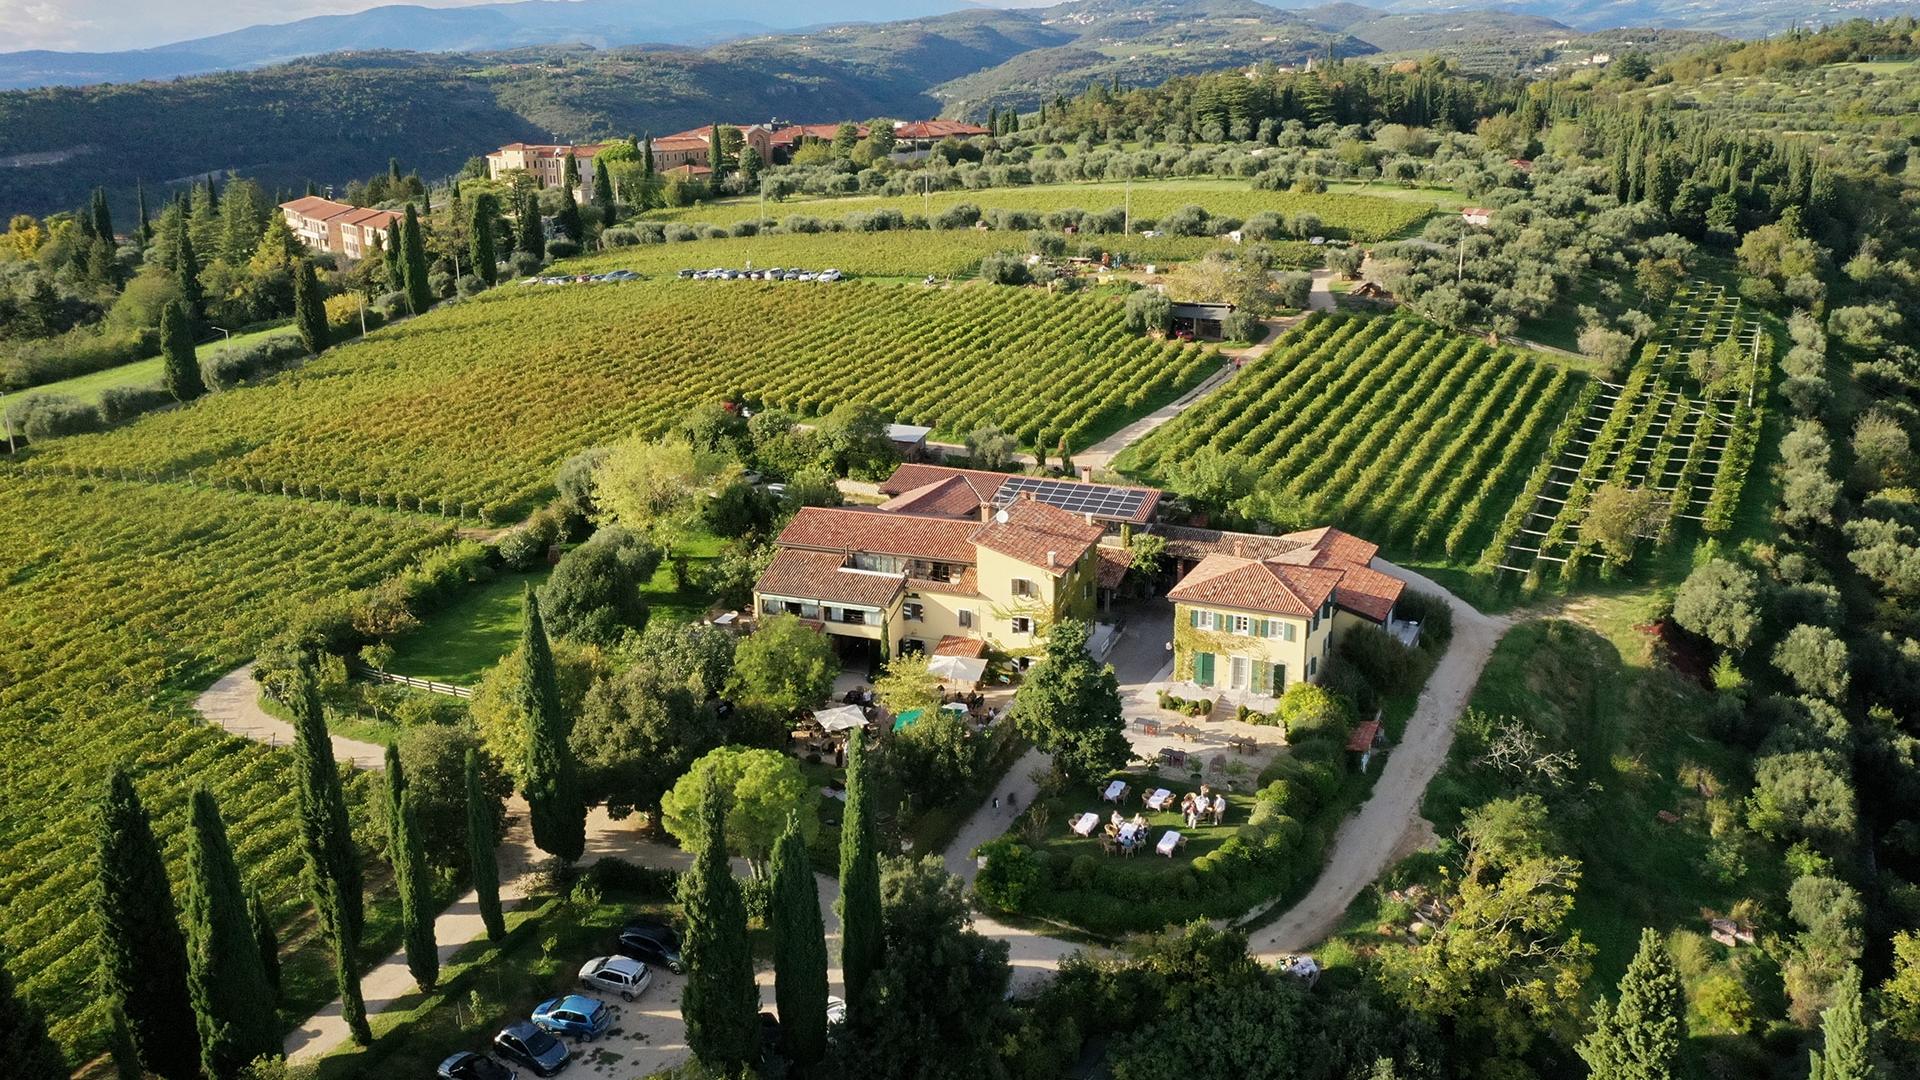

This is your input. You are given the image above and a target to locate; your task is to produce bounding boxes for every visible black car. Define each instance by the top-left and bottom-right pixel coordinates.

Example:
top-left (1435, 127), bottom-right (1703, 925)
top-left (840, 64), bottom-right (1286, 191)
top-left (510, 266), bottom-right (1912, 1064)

top-left (438, 1051), bottom-right (516, 1080)
top-left (494, 1021), bottom-right (569, 1077)
top-left (616, 918), bottom-right (685, 974)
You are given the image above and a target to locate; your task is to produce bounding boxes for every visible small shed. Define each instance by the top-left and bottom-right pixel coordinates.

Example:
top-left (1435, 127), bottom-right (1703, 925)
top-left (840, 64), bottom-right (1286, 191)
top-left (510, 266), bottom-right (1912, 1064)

top-left (886, 423), bottom-right (932, 461)
top-left (1348, 719), bottom-right (1385, 771)
top-left (1169, 301), bottom-right (1236, 341)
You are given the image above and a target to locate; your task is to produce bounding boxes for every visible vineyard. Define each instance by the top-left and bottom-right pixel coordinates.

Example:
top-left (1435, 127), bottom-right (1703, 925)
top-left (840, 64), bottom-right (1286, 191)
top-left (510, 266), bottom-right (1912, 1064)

top-left (1116, 313), bottom-right (1579, 558)
top-left (0, 473), bottom-right (450, 1059)
top-left (555, 228), bottom-right (1225, 279)
top-left (646, 180), bottom-right (1434, 241)
top-left (25, 282), bottom-right (1219, 521)
top-left (1484, 280), bottom-right (1768, 582)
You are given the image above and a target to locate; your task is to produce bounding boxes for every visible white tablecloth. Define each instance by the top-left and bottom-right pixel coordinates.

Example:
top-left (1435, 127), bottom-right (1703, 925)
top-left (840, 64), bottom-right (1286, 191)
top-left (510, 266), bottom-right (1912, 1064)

top-left (1070, 812), bottom-right (1099, 837)
top-left (1102, 780), bottom-right (1128, 803)
top-left (1145, 788), bottom-right (1174, 810)
top-left (1157, 830), bottom-right (1181, 857)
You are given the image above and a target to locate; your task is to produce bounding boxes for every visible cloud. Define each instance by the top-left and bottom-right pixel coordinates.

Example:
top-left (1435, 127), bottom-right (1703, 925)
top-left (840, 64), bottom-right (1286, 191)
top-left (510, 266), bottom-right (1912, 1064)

top-left (0, 0), bottom-right (497, 53)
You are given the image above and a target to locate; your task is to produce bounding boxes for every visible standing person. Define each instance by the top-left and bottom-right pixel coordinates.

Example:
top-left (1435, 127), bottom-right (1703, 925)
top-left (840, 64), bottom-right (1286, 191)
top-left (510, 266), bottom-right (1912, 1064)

top-left (1212, 793), bottom-right (1226, 826)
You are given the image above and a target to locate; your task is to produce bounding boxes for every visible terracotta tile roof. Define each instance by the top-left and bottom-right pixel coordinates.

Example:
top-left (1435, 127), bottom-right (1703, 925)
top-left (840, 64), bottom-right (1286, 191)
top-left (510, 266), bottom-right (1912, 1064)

top-left (969, 499), bottom-right (1103, 576)
top-left (755, 548), bottom-right (902, 608)
top-left (280, 195), bottom-right (349, 218)
top-left (1150, 524), bottom-right (1307, 563)
top-left (1096, 545), bottom-right (1131, 589)
top-left (1276, 526), bottom-right (1381, 569)
top-left (776, 507), bottom-right (977, 565)
top-left (663, 164), bottom-right (713, 178)
top-left (335, 207), bottom-right (402, 230)
top-left (652, 135), bottom-right (709, 151)
top-left (933, 635), bottom-right (987, 658)
top-left (893, 120), bottom-right (990, 140)
top-left (878, 464), bottom-right (1162, 525)
top-left (1162, 524), bottom-right (1402, 622)
top-left (1347, 718), bottom-right (1382, 752)
top-left (1329, 563), bottom-right (1402, 623)
top-left (908, 567), bottom-right (977, 597)
top-left (877, 476), bottom-right (993, 519)
top-left (1166, 554), bottom-right (1343, 617)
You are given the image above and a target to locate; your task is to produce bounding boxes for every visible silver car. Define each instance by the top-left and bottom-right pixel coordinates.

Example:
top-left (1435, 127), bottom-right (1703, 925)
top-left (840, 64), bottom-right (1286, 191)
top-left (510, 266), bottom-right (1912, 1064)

top-left (577, 955), bottom-right (652, 1001)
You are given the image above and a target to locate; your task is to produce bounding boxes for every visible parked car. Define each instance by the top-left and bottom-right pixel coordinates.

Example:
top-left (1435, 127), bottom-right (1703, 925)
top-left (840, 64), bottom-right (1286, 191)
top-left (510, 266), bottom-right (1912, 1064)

top-left (616, 919), bottom-right (685, 973)
top-left (826, 995), bottom-right (848, 1026)
top-left (677, 268), bottom-right (696, 279)
top-left (821, 269), bottom-right (843, 281)
top-left (438, 1051), bottom-right (516, 1080)
top-left (493, 1022), bottom-right (568, 1076)
top-left (578, 955), bottom-right (652, 1001)
top-left (532, 995), bottom-right (612, 1042)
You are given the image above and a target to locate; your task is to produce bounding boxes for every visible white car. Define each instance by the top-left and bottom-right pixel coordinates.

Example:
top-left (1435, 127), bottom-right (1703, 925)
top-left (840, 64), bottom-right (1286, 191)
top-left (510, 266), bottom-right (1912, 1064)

top-left (826, 995), bottom-right (847, 1026)
top-left (820, 269), bottom-right (843, 282)
top-left (578, 955), bottom-right (653, 1001)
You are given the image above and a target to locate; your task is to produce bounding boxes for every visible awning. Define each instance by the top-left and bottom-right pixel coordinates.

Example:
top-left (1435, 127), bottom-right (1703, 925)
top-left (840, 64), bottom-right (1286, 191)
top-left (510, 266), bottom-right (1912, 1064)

top-left (926, 654), bottom-right (988, 686)
top-left (893, 708), bottom-right (925, 731)
top-left (815, 706), bottom-right (868, 733)
top-left (940, 701), bottom-right (968, 716)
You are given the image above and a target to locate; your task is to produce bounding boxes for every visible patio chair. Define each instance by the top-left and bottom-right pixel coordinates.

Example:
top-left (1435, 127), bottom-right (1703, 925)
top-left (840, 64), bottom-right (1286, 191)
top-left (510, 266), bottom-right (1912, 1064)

top-left (1208, 755), bottom-right (1226, 774)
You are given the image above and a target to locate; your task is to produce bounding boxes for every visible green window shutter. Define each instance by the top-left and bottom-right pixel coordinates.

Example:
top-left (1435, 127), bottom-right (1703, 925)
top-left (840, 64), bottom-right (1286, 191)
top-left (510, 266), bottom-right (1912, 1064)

top-left (1272, 663), bottom-right (1287, 693)
top-left (1195, 652), bottom-right (1214, 687)
top-left (1252, 659), bottom-right (1269, 694)
top-left (1283, 622), bottom-right (1296, 643)
top-left (1189, 608), bottom-right (1199, 628)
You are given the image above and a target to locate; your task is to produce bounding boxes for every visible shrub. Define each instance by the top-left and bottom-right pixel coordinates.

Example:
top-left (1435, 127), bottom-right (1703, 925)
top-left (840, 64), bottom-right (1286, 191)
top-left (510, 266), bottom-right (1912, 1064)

top-left (582, 856), bottom-right (679, 900)
top-left (601, 227), bottom-right (639, 247)
top-left (1, 326), bottom-right (158, 392)
top-left (375, 291), bottom-right (410, 318)
top-left (1221, 310), bottom-right (1263, 342)
top-left (97, 383), bottom-right (174, 424)
top-left (974, 837), bottom-right (1042, 912)
top-left (979, 253), bottom-right (1032, 286)
top-left (455, 274), bottom-right (486, 298)
top-left (1276, 683), bottom-right (1355, 740)
top-left (1392, 589), bottom-right (1453, 649)
top-left (1123, 289), bottom-right (1172, 334)
top-left (497, 510), bottom-right (559, 569)
top-left (509, 253), bottom-right (543, 277)
top-left (1338, 624), bottom-right (1415, 696)
top-left (6, 393), bottom-right (102, 439)
top-left (545, 239), bottom-right (581, 260)
top-left (933, 203), bottom-right (981, 230)
top-left (203, 336), bottom-right (308, 391)
top-left (428, 269), bottom-right (455, 298)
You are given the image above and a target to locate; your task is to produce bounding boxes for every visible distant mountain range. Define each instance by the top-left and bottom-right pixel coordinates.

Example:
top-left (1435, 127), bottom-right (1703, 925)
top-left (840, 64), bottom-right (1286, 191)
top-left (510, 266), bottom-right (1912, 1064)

top-left (3, 0), bottom-right (1916, 91)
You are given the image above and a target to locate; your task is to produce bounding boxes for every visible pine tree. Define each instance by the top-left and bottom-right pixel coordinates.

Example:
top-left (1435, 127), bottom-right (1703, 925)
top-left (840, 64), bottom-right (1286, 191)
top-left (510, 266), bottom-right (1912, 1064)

top-left (94, 768), bottom-right (201, 1080)
top-left (247, 890), bottom-right (281, 997)
top-left (837, 729), bottom-right (882, 1014)
top-left (182, 789), bottom-right (278, 1080)
top-left (1577, 927), bottom-right (1684, 1080)
top-left (468, 193), bottom-right (499, 286)
top-left (771, 811), bottom-right (827, 1067)
top-left (384, 743), bottom-right (439, 991)
top-left (0, 949), bottom-right (66, 1080)
top-left (159, 300), bottom-right (205, 402)
top-left (400, 203), bottom-right (432, 315)
top-left (293, 259), bottom-right (328, 354)
top-left (466, 749), bottom-right (506, 941)
top-left (1809, 967), bottom-right (1871, 1080)
top-left (593, 157), bottom-right (616, 227)
top-left (679, 766), bottom-right (760, 1071)
top-left (288, 661), bottom-right (371, 1044)
top-left (521, 587), bottom-right (585, 861)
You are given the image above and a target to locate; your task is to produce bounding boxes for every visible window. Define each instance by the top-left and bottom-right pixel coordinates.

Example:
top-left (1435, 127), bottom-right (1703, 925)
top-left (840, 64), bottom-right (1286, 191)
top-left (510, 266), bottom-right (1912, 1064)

top-left (903, 602), bottom-right (924, 622)
top-left (1011, 578), bottom-right (1038, 599)
top-left (1083, 582), bottom-right (1093, 600)
top-left (958, 609), bottom-right (975, 629)
top-left (1309, 611), bottom-right (1320, 634)
top-left (853, 553), bottom-right (905, 573)
top-left (838, 609), bottom-right (867, 626)
top-left (1308, 656), bottom-right (1318, 678)
top-left (1232, 614), bottom-right (1251, 635)
top-left (1010, 617), bottom-right (1035, 634)
top-left (1282, 622), bottom-right (1297, 642)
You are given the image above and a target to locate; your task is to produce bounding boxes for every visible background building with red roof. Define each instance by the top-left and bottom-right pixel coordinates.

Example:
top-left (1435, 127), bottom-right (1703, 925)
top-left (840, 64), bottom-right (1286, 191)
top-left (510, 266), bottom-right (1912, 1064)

top-left (277, 196), bottom-right (403, 261)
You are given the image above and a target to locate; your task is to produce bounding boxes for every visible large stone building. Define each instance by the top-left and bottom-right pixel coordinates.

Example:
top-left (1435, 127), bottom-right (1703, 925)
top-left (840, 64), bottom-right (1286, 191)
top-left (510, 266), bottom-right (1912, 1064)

top-left (277, 196), bottom-right (403, 261)
top-left (482, 142), bottom-right (604, 199)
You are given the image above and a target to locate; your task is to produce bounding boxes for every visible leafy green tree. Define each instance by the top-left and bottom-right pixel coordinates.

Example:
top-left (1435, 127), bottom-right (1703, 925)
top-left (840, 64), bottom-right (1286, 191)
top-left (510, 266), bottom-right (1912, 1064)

top-left (159, 299), bottom-right (204, 401)
top-left (873, 651), bottom-right (941, 717)
top-left (466, 749), bottom-right (507, 941)
top-left (384, 743), bottom-right (438, 991)
top-left (537, 527), bottom-right (661, 646)
top-left (94, 768), bottom-right (201, 1080)
top-left (728, 613), bottom-right (837, 716)
top-left (678, 767), bottom-right (760, 1071)
top-left (813, 401), bottom-right (896, 477)
top-left (292, 258), bottom-right (327, 354)
top-left (591, 434), bottom-right (742, 547)
top-left (520, 587), bottom-right (585, 862)
top-left (0, 949), bottom-right (65, 1079)
top-left (1674, 559), bottom-right (1760, 653)
top-left (1577, 927), bottom-right (1685, 1080)
top-left (661, 746), bottom-right (818, 870)
top-left (1808, 966), bottom-right (1870, 1080)
top-left (287, 661), bottom-right (370, 1044)
top-left (1107, 979), bottom-right (1308, 1080)
top-left (573, 661), bottom-right (724, 819)
top-left (1014, 619), bottom-right (1130, 782)
top-left (400, 203), bottom-right (432, 315)
top-left (1773, 624), bottom-right (1850, 701)
top-left (965, 423), bottom-right (1018, 470)
top-left (1585, 483), bottom-right (1664, 567)
top-left (183, 789), bottom-right (279, 1079)
top-left (469, 191), bottom-right (499, 285)
top-left (247, 890), bottom-right (280, 997)
top-left (839, 730), bottom-right (883, 1014)
top-left (771, 812), bottom-right (828, 1067)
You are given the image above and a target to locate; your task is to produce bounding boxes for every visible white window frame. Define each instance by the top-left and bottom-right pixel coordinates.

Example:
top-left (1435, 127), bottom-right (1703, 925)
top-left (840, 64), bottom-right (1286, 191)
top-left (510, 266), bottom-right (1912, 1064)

top-left (958, 609), bottom-right (975, 629)
top-left (1010, 616), bottom-right (1035, 634)
top-left (1232, 614), bottom-right (1251, 635)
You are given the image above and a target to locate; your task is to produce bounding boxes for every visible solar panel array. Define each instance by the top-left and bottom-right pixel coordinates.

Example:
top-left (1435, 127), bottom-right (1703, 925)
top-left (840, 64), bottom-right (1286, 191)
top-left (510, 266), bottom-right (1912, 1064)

top-left (994, 475), bottom-right (1150, 521)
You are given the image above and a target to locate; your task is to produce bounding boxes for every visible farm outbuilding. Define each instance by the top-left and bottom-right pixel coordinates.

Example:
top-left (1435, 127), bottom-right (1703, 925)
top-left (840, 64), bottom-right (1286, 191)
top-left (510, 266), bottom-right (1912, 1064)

top-left (1169, 301), bottom-right (1235, 341)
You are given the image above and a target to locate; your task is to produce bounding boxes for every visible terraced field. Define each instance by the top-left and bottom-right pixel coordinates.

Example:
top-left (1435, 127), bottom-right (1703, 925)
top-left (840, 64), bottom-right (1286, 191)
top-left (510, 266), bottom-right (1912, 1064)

top-left (1117, 313), bottom-right (1578, 558)
top-left (25, 281), bottom-right (1218, 521)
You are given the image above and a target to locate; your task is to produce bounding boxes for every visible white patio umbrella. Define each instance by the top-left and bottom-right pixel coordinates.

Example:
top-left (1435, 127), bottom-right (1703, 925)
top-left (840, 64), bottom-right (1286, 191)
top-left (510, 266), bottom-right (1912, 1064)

top-left (814, 705), bottom-right (868, 733)
top-left (926, 654), bottom-right (988, 687)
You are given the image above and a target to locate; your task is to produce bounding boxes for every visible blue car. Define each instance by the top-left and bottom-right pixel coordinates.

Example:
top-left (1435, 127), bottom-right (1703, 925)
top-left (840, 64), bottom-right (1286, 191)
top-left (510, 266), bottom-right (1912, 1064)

top-left (532, 994), bottom-right (612, 1042)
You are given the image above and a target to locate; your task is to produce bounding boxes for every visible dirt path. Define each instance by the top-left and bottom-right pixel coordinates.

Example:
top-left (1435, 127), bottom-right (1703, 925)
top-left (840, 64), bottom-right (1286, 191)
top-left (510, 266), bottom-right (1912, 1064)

top-left (1246, 560), bottom-right (1510, 958)
top-left (195, 663), bottom-right (387, 770)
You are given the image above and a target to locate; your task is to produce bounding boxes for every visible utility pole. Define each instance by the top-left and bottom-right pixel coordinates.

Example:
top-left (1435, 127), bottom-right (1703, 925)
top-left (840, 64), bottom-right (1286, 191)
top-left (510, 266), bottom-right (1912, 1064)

top-left (1125, 175), bottom-right (1132, 236)
top-left (1456, 233), bottom-right (1466, 285)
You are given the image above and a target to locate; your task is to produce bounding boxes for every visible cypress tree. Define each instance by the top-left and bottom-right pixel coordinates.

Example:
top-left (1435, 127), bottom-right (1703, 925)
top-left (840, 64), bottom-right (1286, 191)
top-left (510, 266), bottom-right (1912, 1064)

top-left (91, 187), bottom-right (114, 242)
top-left (554, 185), bottom-right (583, 243)
top-left (593, 157), bottom-right (616, 227)
top-left (288, 661), bottom-right (372, 1045)
top-left (837, 729), bottom-right (882, 1014)
top-left (170, 212), bottom-right (202, 318)
top-left (0, 949), bottom-right (66, 1080)
top-left (516, 188), bottom-right (545, 263)
top-left (384, 743), bottom-right (439, 991)
top-left (182, 789), bottom-right (278, 1080)
top-left (469, 193), bottom-right (498, 286)
top-left (136, 181), bottom-right (151, 245)
top-left (679, 767), bottom-right (760, 1071)
top-left (771, 811), bottom-right (827, 1067)
top-left (466, 749), bottom-right (506, 941)
top-left (563, 153), bottom-right (580, 193)
top-left (1577, 927), bottom-right (1684, 1080)
top-left (384, 218), bottom-right (404, 291)
top-left (158, 300), bottom-right (205, 402)
top-left (1809, 967), bottom-right (1870, 1080)
top-left (400, 203), bottom-right (432, 315)
top-left (642, 136), bottom-right (655, 179)
top-left (708, 123), bottom-right (723, 173)
top-left (521, 587), bottom-right (585, 861)
top-left (293, 259), bottom-right (328, 354)
top-left (94, 768), bottom-right (201, 1080)
top-left (248, 890), bottom-right (281, 997)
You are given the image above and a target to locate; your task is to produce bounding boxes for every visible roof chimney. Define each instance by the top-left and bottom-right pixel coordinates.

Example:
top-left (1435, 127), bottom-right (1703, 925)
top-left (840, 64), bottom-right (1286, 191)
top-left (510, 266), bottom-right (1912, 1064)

top-left (1021, 490), bottom-right (1036, 501)
top-left (1080, 464), bottom-right (1093, 483)
top-left (1047, 550), bottom-right (1057, 568)
top-left (979, 502), bottom-right (992, 523)
top-left (1085, 512), bottom-right (1096, 526)
top-left (1232, 539), bottom-right (1245, 558)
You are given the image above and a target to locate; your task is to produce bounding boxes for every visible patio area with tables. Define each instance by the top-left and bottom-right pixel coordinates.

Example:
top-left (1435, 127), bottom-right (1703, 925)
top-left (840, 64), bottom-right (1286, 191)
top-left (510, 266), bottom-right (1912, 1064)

top-left (1118, 696), bottom-right (1289, 795)
top-left (1030, 773), bottom-right (1246, 872)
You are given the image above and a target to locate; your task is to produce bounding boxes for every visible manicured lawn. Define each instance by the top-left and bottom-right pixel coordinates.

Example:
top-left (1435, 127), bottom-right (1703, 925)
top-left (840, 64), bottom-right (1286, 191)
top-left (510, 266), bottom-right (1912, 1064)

top-left (1031, 776), bottom-right (1242, 870)
top-left (387, 569), bottom-right (554, 686)
top-left (22, 322), bottom-right (295, 403)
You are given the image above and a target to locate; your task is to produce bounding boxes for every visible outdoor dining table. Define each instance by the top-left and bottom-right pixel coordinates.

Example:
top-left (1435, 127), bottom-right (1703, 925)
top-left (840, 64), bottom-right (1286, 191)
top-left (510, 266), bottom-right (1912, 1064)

top-left (1101, 780), bottom-right (1129, 803)
top-left (1145, 788), bottom-right (1174, 811)
top-left (1157, 830), bottom-right (1183, 857)
top-left (1070, 812), bottom-right (1099, 837)
top-left (1118, 822), bottom-right (1143, 846)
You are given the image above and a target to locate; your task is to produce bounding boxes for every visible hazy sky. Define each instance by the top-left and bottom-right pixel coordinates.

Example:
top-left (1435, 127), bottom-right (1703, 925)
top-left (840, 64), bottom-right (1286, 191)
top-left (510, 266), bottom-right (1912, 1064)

top-left (2, 0), bottom-right (496, 53)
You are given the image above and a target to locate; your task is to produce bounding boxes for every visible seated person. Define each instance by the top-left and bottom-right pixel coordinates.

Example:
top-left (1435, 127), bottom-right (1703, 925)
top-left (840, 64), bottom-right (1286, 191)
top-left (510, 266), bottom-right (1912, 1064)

top-left (1131, 813), bottom-right (1147, 830)
top-left (1110, 809), bottom-right (1123, 827)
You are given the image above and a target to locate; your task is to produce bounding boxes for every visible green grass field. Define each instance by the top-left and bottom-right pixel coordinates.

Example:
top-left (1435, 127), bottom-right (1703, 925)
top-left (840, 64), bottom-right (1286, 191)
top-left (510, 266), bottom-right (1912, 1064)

top-left (386, 568), bottom-right (554, 686)
top-left (20, 322), bottom-right (296, 403)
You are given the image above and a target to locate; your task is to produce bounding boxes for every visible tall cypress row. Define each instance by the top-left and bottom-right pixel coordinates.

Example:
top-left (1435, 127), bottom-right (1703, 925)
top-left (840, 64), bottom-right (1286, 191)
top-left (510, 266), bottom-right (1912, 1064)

top-left (91, 187), bottom-right (114, 242)
top-left (593, 157), bottom-right (616, 227)
top-left (293, 259), bottom-right (328, 354)
top-left (182, 789), bottom-right (278, 1080)
top-left (94, 768), bottom-right (201, 1080)
top-left (468, 193), bottom-right (498, 286)
top-left (158, 299), bottom-right (204, 402)
top-left (170, 213), bottom-right (203, 318)
top-left (679, 767), bottom-right (760, 1071)
top-left (837, 729), bottom-right (882, 1014)
top-left (521, 587), bottom-right (584, 861)
top-left (399, 203), bottom-right (432, 315)
top-left (0, 948), bottom-right (67, 1080)
top-left (384, 218), bottom-right (404, 291)
top-left (466, 749), bottom-right (507, 941)
top-left (517, 188), bottom-right (545, 263)
top-left (288, 660), bottom-right (370, 1044)
top-left (385, 743), bottom-right (439, 991)
top-left (771, 811), bottom-right (827, 1067)
top-left (248, 890), bottom-right (281, 997)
